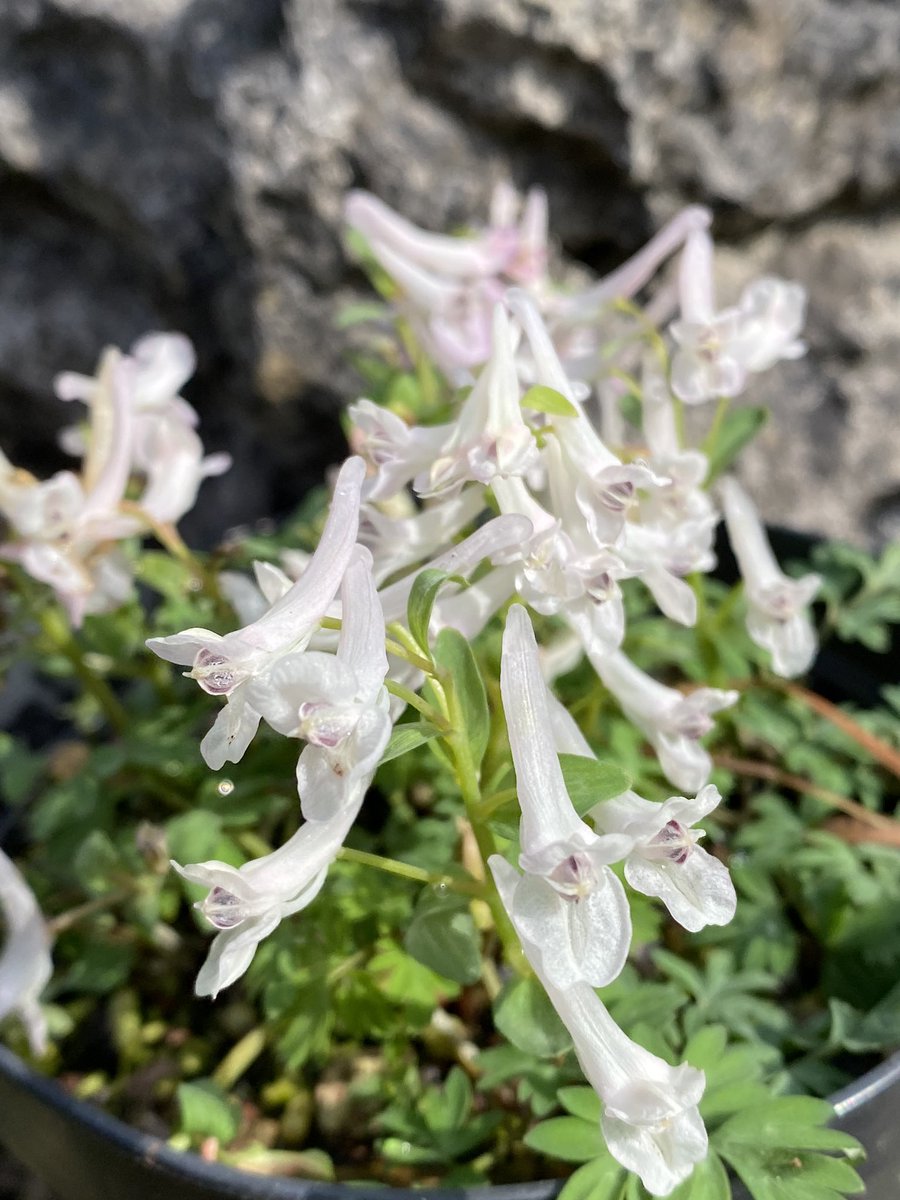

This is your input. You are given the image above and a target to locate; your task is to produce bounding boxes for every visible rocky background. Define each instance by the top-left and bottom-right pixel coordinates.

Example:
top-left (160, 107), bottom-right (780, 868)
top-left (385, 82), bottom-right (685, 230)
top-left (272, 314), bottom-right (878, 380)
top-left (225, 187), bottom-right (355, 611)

top-left (1, 0), bottom-right (899, 548)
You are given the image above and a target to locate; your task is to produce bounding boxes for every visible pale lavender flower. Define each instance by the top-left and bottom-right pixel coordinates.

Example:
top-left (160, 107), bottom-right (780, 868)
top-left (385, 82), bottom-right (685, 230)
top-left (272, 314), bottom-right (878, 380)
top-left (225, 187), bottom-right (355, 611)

top-left (670, 229), bottom-right (806, 404)
top-left (498, 605), bottom-right (632, 989)
top-left (591, 786), bottom-right (736, 932)
top-left (720, 477), bottom-right (821, 677)
top-left (491, 855), bottom-right (708, 1196)
top-left (174, 795), bottom-right (363, 998)
top-left (248, 547), bottom-right (391, 822)
top-left (0, 356), bottom-right (142, 625)
top-left (148, 457), bottom-right (366, 769)
top-left (0, 848), bottom-right (53, 1056)
top-left (593, 650), bottom-right (738, 793)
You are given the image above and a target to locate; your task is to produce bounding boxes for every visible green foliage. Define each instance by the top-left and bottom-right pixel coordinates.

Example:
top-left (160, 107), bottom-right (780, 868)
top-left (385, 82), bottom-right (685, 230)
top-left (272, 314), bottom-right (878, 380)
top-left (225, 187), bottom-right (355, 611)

top-left (432, 627), bottom-right (490, 770)
top-left (407, 568), bottom-right (469, 655)
top-left (404, 887), bottom-right (482, 984)
top-left (812, 540), bottom-right (900, 651)
top-left (176, 1079), bottom-right (241, 1143)
top-left (493, 976), bottom-right (572, 1058)
top-left (378, 1067), bottom-right (502, 1169)
top-left (521, 385), bottom-right (579, 418)
top-left (704, 406), bottom-right (768, 484)
top-left (559, 753), bottom-right (632, 817)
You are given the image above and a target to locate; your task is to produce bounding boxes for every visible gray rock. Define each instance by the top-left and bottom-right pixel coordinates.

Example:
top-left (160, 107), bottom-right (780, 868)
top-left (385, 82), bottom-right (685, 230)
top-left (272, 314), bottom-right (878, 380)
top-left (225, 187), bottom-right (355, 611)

top-left (0, 0), bottom-right (897, 543)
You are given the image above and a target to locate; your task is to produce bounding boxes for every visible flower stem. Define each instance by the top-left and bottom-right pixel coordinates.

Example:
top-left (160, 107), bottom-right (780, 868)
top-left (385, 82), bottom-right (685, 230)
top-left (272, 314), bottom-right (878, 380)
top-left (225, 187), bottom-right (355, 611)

top-left (385, 680), bottom-right (450, 729)
top-left (47, 888), bottom-right (132, 935)
top-left (337, 847), bottom-right (481, 895)
top-left (38, 607), bottom-right (130, 736)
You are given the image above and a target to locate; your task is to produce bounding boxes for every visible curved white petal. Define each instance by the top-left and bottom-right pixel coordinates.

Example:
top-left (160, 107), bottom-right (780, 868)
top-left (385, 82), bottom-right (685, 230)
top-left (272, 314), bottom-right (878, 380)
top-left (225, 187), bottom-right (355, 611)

top-left (625, 847), bottom-right (736, 932)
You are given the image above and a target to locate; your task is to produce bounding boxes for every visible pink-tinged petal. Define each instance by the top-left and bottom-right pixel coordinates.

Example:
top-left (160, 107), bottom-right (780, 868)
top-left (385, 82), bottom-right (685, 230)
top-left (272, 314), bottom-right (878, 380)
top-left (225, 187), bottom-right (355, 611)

top-left (345, 191), bottom-right (506, 278)
top-left (502, 605), bottom-right (586, 849)
top-left (562, 206), bottom-right (712, 318)
top-left (625, 847), bottom-right (736, 932)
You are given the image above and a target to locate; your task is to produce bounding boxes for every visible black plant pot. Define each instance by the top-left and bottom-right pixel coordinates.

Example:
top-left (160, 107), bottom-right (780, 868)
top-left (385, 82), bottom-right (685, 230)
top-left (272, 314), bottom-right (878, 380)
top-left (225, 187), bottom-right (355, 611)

top-left (1, 527), bottom-right (897, 1199)
top-left (1, 1044), bottom-right (899, 1200)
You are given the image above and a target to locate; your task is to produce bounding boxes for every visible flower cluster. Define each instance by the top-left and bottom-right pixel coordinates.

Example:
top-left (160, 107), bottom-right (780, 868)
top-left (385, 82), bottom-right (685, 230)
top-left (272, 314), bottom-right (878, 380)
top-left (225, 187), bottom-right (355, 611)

top-left (0, 334), bottom-right (229, 625)
top-left (1, 184), bottom-right (827, 1197)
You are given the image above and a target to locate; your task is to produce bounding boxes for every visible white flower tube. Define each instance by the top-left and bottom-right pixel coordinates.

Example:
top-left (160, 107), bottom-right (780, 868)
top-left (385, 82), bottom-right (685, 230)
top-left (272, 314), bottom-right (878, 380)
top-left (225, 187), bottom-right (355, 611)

top-left (490, 855), bottom-right (708, 1196)
top-left (720, 477), bottom-right (821, 677)
top-left (148, 456), bottom-right (366, 768)
top-left (593, 651), bottom-right (737, 793)
top-left (591, 786), bottom-right (736, 932)
top-left (499, 605), bottom-right (632, 989)
top-left (0, 848), bottom-right (53, 1055)
top-left (248, 546), bottom-right (391, 822)
top-left (174, 792), bottom-right (363, 998)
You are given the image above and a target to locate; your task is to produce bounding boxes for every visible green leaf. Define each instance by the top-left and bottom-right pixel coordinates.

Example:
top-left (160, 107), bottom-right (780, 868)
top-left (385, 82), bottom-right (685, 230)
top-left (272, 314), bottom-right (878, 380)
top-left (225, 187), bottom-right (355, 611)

top-left (176, 1079), bottom-right (241, 1142)
top-left (705, 406), bottom-right (768, 484)
top-left (557, 1085), bottom-right (602, 1124)
top-left (560, 754), bottom-right (632, 819)
top-left (380, 721), bottom-right (442, 764)
top-left (668, 1152), bottom-right (732, 1200)
top-left (523, 1116), bottom-right (606, 1163)
top-left (433, 628), bottom-right (490, 770)
top-left (521, 385), bottom-right (579, 418)
top-left (493, 976), bottom-right (572, 1058)
top-left (557, 1155), bottom-right (626, 1200)
top-left (715, 1097), bottom-right (865, 1200)
top-left (407, 568), bottom-right (469, 654)
top-left (404, 888), bottom-right (482, 985)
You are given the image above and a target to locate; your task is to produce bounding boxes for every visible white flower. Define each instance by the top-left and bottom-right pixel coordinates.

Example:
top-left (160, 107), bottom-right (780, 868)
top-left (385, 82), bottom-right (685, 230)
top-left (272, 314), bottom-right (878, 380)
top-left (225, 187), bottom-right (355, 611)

top-left (591, 786), bottom-right (736, 932)
top-left (720, 477), bottom-right (821, 677)
top-left (344, 185), bottom-right (549, 374)
top-left (359, 487), bottom-right (485, 584)
top-left (148, 456), bottom-right (366, 768)
top-left (248, 546), bottom-right (391, 822)
top-left (670, 229), bottom-right (806, 404)
top-left (174, 795), bottom-right (363, 998)
top-left (0, 848), bottom-right (53, 1056)
top-left (413, 305), bottom-right (539, 498)
top-left (491, 855), bottom-right (708, 1196)
top-left (348, 399), bottom-right (451, 503)
top-left (134, 411), bottom-right (230, 527)
top-left (0, 356), bottom-right (142, 625)
top-left (593, 651), bottom-right (738, 793)
top-left (498, 605), bottom-right (632, 989)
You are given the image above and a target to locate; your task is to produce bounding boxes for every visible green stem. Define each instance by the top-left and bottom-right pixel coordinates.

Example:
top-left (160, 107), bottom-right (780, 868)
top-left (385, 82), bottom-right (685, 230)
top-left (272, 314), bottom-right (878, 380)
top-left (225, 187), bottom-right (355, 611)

top-left (701, 396), bottom-right (731, 482)
top-left (338, 846), bottom-right (481, 895)
top-left (38, 607), bottom-right (130, 735)
top-left (212, 1027), bottom-right (267, 1090)
top-left (47, 887), bottom-right (132, 935)
top-left (385, 680), bottom-right (450, 729)
top-left (471, 787), bottom-right (518, 823)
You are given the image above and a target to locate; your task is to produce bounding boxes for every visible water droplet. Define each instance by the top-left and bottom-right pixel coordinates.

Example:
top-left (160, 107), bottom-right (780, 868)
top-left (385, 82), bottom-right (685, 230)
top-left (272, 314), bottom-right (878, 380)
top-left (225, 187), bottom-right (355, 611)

top-left (217, 779), bottom-right (235, 796)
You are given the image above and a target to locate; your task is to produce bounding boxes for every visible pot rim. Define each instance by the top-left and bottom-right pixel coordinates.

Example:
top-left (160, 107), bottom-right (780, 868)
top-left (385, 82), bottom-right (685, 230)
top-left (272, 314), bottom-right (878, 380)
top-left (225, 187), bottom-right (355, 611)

top-left (1, 1043), bottom-right (899, 1199)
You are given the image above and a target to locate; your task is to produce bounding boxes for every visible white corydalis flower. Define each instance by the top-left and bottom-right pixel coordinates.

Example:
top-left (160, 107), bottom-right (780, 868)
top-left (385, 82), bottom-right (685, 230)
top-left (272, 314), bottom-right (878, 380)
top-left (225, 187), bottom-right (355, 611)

top-left (348, 399), bottom-right (450, 503)
top-left (248, 546), bottom-right (391, 823)
top-left (499, 605), bottom-right (632, 989)
top-left (0, 356), bottom-right (141, 625)
top-left (414, 304), bottom-right (539, 499)
top-left (490, 855), bottom-right (708, 1197)
top-left (670, 228), bottom-right (806, 405)
top-left (147, 456), bottom-right (366, 769)
top-left (174, 795), bottom-right (363, 999)
top-left (359, 487), bottom-right (485, 584)
top-left (0, 848), bottom-right (53, 1056)
top-left (594, 651), bottom-right (738, 793)
top-left (344, 186), bottom-right (549, 373)
top-left (591, 786), bottom-right (736, 932)
top-left (720, 477), bottom-right (821, 677)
